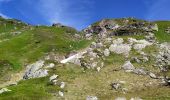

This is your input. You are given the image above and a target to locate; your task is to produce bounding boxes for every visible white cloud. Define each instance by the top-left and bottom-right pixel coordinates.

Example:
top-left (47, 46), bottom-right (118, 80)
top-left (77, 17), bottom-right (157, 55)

top-left (35, 0), bottom-right (94, 29)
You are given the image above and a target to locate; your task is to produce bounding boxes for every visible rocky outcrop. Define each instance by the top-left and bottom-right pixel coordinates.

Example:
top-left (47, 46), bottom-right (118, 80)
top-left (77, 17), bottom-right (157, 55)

top-left (83, 18), bottom-right (158, 39)
top-left (23, 60), bottom-right (55, 79)
top-left (156, 43), bottom-right (170, 72)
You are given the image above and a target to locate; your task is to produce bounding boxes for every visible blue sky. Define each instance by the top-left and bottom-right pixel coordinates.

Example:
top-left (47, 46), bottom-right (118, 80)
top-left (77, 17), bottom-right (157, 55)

top-left (0, 0), bottom-right (170, 30)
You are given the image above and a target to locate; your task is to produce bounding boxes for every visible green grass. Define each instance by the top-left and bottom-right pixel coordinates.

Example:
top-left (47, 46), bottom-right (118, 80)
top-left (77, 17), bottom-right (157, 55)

top-left (0, 26), bottom-right (90, 71)
top-left (154, 21), bottom-right (170, 42)
top-left (0, 77), bottom-right (53, 100)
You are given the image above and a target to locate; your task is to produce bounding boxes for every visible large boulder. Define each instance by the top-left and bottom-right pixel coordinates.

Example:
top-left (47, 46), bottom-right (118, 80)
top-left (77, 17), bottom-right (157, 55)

top-left (109, 44), bottom-right (131, 56)
top-left (122, 61), bottom-right (135, 71)
top-left (23, 60), bottom-right (48, 79)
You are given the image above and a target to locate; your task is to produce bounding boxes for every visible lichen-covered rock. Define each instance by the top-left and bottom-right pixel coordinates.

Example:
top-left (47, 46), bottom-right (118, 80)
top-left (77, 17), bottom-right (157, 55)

top-left (109, 44), bottom-right (131, 56)
top-left (122, 61), bottom-right (135, 71)
top-left (103, 49), bottom-right (110, 57)
top-left (113, 38), bottom-right (124, 44)
top-left (23, 60), bottom-right (49, 79)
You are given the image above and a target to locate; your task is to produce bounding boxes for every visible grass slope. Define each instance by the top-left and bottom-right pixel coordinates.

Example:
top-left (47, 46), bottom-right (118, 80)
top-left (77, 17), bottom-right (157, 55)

top-left (154, 21), bottom-right (170, 42)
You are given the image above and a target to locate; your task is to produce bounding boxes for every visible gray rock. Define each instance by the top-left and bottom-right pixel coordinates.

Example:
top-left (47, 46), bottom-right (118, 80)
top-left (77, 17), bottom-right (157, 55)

top-left (86, 96), bottom-right (98, 100)
top-left (115, 97), bottom-right (126, 100)
top-left (96, 43), bottom-right (103, 48)
top-left (60, 82), bottom-right (65, 89)
top-left (109, 44), bottom-right (131, 56)
top-left (149, 72), bottom-right (157, 79)
top-left (133, 68), bottom-right (147, 75)
top-left (59, 91), bottom-right (64, 97)
top-left (122, 61), bottom-right (135, 71)
top-left (113, 38), bottom-right (124, 44)
top-left (49, 74), bottom-right (58, 81)
top-left (45, 63), bottom-right (55, 68)
top-left (111, 82), bottom-right (121, 90)
top-left (23, 60), bottom-right (49, 79)
top-left (90, 42), bottom-right (97, 48)
top-left (103, 49), bottom-right (110, 57)
top-left (0, 88), bottom-right (11, 94)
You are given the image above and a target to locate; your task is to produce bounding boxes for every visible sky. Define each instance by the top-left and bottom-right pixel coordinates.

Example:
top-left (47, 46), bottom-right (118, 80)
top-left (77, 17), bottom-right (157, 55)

top-left (0, 0), bottom-right (170, 30)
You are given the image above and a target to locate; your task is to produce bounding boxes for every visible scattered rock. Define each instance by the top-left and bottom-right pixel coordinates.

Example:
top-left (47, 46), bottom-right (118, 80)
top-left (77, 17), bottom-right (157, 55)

top-left (45, 63), bottom-right (55, 68)
top-left (133, 68), bottom-right (147, 75)
top-left (115, 97), bottom-right (126, 100)
top-left (111, 82), bottom-right (121, 90)
top-left (49, 74), bottom-right (58, 81)
top-left (122, 61), bottom-right (135, 71)
top-left (96, 67), bottom-right (101, 72)
top-left (96, 42), bottom-right (103, 48)
top-left (58, 91), bottom-right (64, 97)
top-left (113, 38), bottom-right (124, 44)
top-left (149, 72), bottom-right (157, 79)
top-left (60, 82), bottom-right (65, 89)
top-left (0, 88), bottom-right (11, 94)
top-left (86, 96), bottom-right (98, 100)
top-left (165, 27), bottom-right (170, 34)
top-left (103, 49), bottom-right (110, 57)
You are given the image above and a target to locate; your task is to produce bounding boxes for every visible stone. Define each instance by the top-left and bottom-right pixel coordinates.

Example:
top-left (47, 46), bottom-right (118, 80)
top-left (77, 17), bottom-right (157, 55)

top-left (96, 43), bottom-right (103, 48)
top-left (111, 82), bottom-right (121, 90)
top-left (59, 91), bottom-right (64, 97)
top-left (103, 49), bottom-right (110, 57)
top-left (0, 88), bottom-right (11, 94)
top-left (60, 82), bottom-right (65, 89)
top-left (97, 67), bottom-right (101, 72)
top-left (122, 61), bottom-right (135, 71)
top-left (109, 44), bottom-right (131, 56)
top-left (88, 52), bottom-right (97, 58)
top-left (90, 42), bottom-right (97, 48)
top-left (133, 68), bottom-right (147, 75)
top-left (133, 40), bottom-right (152, 51)
top-left (115, 97), bottom-right (126, 100)
top-left (113, 38), bottom-right (124, 44)
top-left (49, 74), bottom-right (58, 81)
top-left (149, 72), bottom-right (157, 79)
top-left (86, 96), bottom-right (98, 100)
top-left (45, 63), bottom-right (55, 68)
top-left (23, 60), bottom-right (49, 79)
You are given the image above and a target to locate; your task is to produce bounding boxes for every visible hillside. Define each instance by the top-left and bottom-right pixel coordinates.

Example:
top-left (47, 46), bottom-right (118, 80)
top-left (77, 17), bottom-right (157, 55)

top-left (0, 17), bottom-right (170, 100)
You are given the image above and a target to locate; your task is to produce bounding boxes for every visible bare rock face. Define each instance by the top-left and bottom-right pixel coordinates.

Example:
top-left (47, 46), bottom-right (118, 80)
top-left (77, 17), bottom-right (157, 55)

top-left (83, 18), bottom-right (157, 39)
top-left (156, 43), bottom-right (170, 72)
top-left (23, 60), bottom-right (48, 79)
